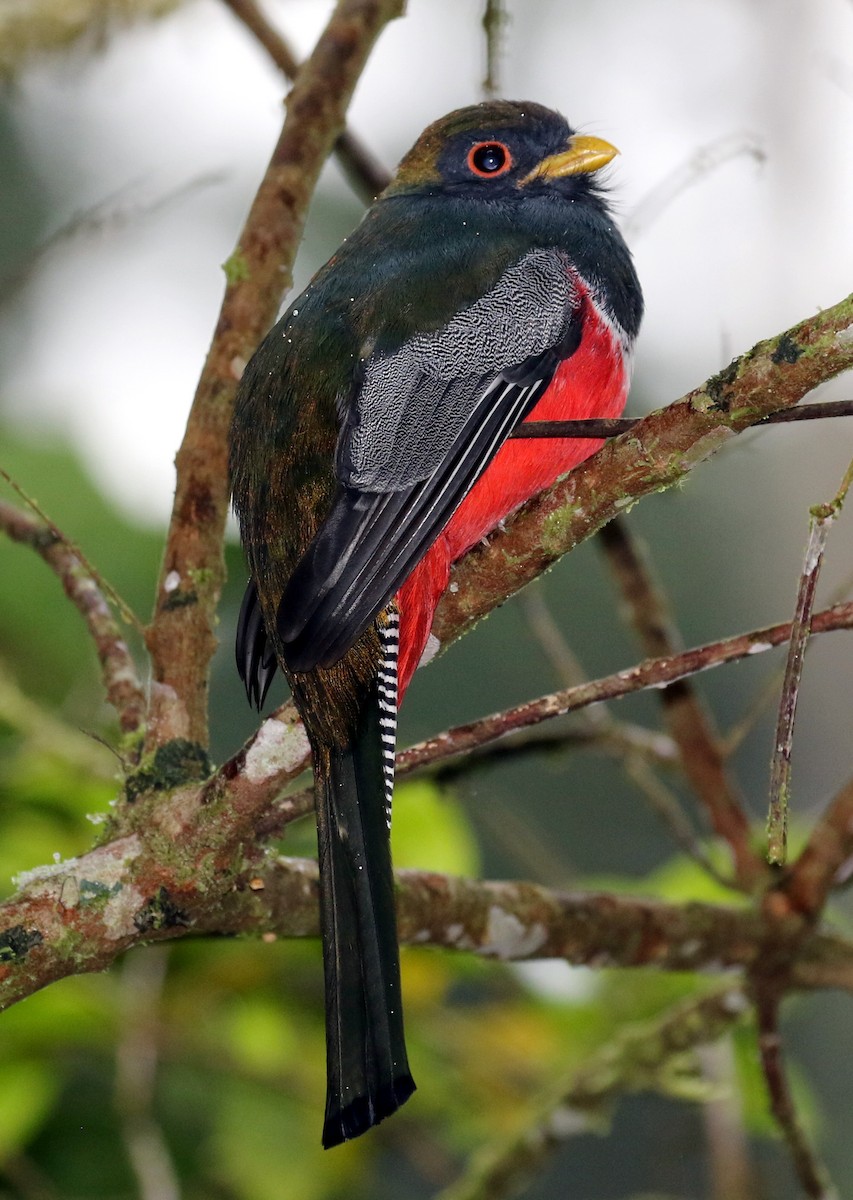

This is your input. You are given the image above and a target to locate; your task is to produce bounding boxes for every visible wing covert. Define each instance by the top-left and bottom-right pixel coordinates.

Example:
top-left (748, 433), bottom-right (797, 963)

top-left (338, 247), bottom-right (576, 492)
top-left (278, 248), bottom-right (585, 674)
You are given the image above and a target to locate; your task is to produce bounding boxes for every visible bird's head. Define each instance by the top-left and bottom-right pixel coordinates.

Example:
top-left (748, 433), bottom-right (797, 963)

top-left (382, 100), bottom-right (618, 203)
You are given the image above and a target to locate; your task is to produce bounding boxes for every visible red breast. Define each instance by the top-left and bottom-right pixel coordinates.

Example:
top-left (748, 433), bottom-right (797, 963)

top-left (395, 287), bottom-right (631, 698)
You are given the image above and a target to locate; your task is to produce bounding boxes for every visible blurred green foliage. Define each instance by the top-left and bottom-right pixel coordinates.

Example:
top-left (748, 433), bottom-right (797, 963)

top-left (0, 0), bottom-right (181, 78)
top-left (0, 428), bottom-right (162, 715)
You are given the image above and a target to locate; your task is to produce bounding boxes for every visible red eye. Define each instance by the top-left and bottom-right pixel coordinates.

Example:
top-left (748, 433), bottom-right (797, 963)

top-left (467, 141), bottom-right (513, 178)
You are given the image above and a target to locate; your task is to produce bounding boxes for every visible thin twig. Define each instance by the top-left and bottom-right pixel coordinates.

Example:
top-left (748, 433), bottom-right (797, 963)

top-left (221, 0), bottom-right (391, 202)
top-left (519, 584), bottom-right (724, 880)
top-left (698, 1040), bottom-right (756, 1200)
top-left (478, 796), bottom-right (578, 886)
top-left (519, 588), bottom-right (676, 763)
top-left (435, 987), bottom-right (749, 1200)
top-left (481, 0), bottom-right (506, 99)
top-left (623, 132), bottom-right (765, 243)
top-left (519, 586), bottom-right (594, 694)
top-left (754, 989), bottom-right (838, 1199)
top-left (0, 466), bottom-right (142, 632)
top-left (767, 457), bottom-right (853, 864)
top-left (785, 774), bottom-right (853, 919)
top-left (427, 722), bottom-right (678, 784)
top-left (597, 518), bottom-right (678, 661)
top-left (261, 721), bottom-right (683, 843)
top-left (145, 0), bottom-right (404, 747)
top-left (0, 173), bottom-right (227, 303)
top-left (726, 554), bottom-right (853, 756)
top-left (508, 400), bottom-right (853, 440)
top-left (0, 669), bottom-right (116, 778)
top-left (266, 600), bottom-right (853, 839)
top-left (724, 665), bottom-right (790, 757)
top-left (725, 561), bottom-right (853, 762)
top-left (0, 498), bottom-right (146, 736)
top-left (597, 518), bottom-right (759, 890)
top-left (624, 757), bottom-right (733, 887)
top-left (0, 1155), bottom-right (62, 1200)
top-left (401, 602), bottom-right (853, 778)
top-left (436, 295), bottom-right (853, 649)
top-left (115, 948), bottom-right (180, 1200)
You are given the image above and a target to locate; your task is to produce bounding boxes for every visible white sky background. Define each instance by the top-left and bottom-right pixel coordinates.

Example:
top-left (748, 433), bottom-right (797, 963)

top-left (3, 0), bottom-right (853, 525)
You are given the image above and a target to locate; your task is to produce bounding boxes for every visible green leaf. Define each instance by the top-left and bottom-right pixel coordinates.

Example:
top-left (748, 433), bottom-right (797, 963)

top-left (224, 995), bottom-right (298, 1076)
top-left (391, 779), bottom-right (480, 876)
top-left (582, 850), bottom-right (743, 907)
top-left (0, 1058), bottom-right (60, 1162)
top-left (732, 1020), bottom-right (822, 1140)
top-left (211, 1079), bottom-right (360, 1200)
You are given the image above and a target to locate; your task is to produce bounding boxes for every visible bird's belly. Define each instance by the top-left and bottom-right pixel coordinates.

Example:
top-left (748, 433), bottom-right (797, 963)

top-left (394, 311), bottom-right (629, 698)
top-left (444, 312), bottom-right (629, 559)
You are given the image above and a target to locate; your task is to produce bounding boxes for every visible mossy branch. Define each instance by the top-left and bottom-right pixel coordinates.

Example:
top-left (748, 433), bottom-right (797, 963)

top-left (0, 498), bottom-right (146, 736)
top-left (143, 0), bottom-right (404, 749)
top-left (7, 849), bottom-right (853, 1012)
top-left (433, 293), bottom-right (853, 646)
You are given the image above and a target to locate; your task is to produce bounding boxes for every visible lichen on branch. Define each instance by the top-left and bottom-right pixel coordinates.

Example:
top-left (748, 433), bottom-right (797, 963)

top-left (433, 294), bottom-right (853, 646)
top-left (144, 0), bottom-right (405, 749)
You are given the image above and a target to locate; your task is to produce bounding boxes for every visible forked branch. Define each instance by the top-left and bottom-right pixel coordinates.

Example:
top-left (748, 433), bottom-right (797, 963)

top-left (0, 497), bottom-right (145, 736)
top-left (144, 0), bottom-right (405, 748)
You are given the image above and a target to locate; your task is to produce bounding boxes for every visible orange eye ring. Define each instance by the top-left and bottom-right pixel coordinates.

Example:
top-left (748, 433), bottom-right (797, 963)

top-left (466, 141), bottom-right (513, 178)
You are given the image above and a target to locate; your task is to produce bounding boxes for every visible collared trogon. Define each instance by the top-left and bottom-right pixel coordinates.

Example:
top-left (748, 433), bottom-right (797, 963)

top-left (229, 100), bottom-right (643, 1147)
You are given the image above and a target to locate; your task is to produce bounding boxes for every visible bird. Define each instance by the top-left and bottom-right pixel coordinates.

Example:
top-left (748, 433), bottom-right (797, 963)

top-left (229, 99), bottom-right (643, 1148)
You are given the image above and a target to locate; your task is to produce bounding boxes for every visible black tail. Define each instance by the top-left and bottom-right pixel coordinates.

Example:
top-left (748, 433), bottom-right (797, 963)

top-left (313, 686), bottom-right (415, 1148)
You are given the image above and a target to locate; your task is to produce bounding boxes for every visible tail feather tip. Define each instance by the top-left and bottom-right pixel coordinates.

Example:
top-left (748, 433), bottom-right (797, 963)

top-left (321, 1073), bottom-right (416, 1149)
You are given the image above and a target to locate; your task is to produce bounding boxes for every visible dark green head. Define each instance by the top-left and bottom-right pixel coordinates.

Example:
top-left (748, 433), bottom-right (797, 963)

top-left (383, 100), bottom-right (618, 205)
